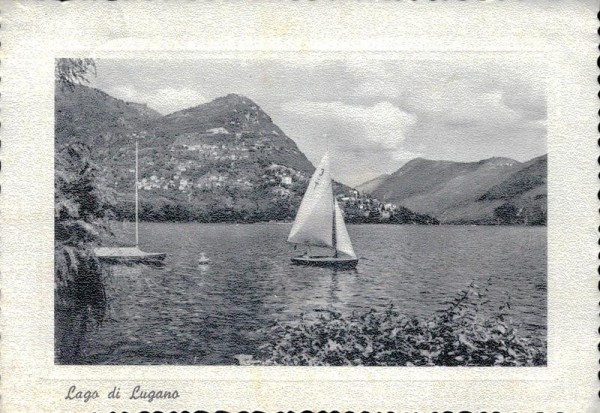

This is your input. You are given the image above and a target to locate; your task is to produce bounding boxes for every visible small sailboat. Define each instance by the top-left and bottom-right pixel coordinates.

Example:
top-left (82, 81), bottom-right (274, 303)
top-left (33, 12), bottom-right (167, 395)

top-left (95, 136), bottom-right (166, 265)
top-left (288, 154), bottom-right (358, 269)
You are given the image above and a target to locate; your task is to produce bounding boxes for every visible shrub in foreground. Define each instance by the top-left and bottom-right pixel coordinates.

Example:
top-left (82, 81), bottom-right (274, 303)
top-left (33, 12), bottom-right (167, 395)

top-left (247, 284), bottom-right (546, 366)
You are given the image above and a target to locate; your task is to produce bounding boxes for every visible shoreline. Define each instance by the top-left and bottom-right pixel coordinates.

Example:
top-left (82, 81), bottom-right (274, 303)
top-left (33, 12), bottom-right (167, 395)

top-left (112, 220), bottom-right (547, 227)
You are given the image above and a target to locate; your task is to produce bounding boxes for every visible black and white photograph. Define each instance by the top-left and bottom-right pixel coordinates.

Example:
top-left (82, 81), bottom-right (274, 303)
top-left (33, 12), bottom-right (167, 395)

top-left (5, 1), bottom-right (599, 411)
top-left (54, 55), bottom-right (547, 367)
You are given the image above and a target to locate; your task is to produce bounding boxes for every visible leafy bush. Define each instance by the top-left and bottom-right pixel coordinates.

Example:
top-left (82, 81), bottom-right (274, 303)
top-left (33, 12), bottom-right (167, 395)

top-left (55, 144), bottom-right (114, 363)
top-left (249, 283), bottom-right (546, 366)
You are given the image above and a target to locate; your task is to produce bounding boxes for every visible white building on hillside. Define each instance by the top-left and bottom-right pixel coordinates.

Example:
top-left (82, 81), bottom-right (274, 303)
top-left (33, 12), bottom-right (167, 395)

top-left (207, 127), bottom-right (229, 135)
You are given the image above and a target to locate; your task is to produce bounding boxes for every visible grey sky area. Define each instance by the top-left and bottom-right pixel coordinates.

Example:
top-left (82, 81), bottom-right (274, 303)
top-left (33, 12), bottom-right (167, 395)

top-left (92, 55), bottom-right (547, 187)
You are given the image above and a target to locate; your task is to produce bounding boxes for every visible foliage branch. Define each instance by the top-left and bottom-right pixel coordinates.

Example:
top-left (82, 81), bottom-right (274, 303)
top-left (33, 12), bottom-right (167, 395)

top-left (55, 143), bottom-right (115, 362)
top-left (248, 283), bottom-right (546, 367)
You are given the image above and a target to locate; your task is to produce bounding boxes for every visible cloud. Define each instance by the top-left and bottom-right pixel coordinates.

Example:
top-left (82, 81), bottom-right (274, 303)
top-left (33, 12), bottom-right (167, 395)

top-left (344, 56), bottom-right (547, 125)
top-left (108, 85), bottom-right (208, 114)
top-left (405, 81), bottom-right (522, 128)
top-left (340, 57), bottom-right (547, 164)
top-left (95, 55), bottom-right (547, 185)
top-left (280, 100), bottom-right (418, 185)
top-left (285, 100), bottom-right (416, 151)
top-left (397, 72), bottom-right (546, 161)
top-left (502, 85), bottom-right (547, 121)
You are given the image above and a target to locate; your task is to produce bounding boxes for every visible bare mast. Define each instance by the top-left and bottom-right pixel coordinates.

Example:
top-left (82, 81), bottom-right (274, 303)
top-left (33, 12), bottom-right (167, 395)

top-left (332, 195), bottom-right (337, 258)
top-left (135, 138), bottom-right (139, 247)
top-left (327, 134), bottom-right (338, 257)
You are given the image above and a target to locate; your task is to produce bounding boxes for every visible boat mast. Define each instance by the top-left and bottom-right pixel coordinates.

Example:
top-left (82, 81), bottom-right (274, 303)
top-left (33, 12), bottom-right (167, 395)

top-left (326, 136), bottom-right (337, 258)
top-left (135, 137), bottom-right (139, 247)
top-left (332, 194), bottom-right (337, 258)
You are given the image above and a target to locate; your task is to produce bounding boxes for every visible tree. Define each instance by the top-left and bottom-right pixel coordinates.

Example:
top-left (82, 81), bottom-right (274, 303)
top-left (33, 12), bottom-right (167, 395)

top-left (54, 58), bottom-right (110, 363)
top-left (494, 203), bottom-right (520, 225)
top-left (55, 143), bottom-right (113, 363)
top-left (55, 58), bottom-right (96, 91)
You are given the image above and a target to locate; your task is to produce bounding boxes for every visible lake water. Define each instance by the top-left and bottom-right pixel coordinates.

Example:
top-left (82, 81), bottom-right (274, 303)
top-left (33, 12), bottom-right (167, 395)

top-left (81, 223), bottom-right (547, 365)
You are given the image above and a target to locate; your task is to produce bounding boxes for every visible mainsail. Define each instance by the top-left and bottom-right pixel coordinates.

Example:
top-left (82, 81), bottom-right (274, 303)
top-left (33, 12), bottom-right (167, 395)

top-left (288, 154), bottom-right (357, 258)
top-left (288, 155), bottom-right (334, 248)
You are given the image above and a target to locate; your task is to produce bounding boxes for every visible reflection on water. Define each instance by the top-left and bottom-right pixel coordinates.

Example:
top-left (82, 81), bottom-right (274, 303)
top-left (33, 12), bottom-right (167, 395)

top-left (81, 223), bottom-right (547, 365)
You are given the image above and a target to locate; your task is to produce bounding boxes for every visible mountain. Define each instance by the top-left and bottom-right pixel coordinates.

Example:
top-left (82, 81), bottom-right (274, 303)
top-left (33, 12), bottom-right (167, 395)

top-left (55, 84), bottom-right (161, 149)
top-left (479, 154), bottom-right (547, 201)
top-left (149, 93), bottom-right (315, 173)
top-left (55, 86), bottom-right (360, 223)
top-left (355, 174), bottom-right (389, 194)
top-left (371, 155), bottom-right (547, 225)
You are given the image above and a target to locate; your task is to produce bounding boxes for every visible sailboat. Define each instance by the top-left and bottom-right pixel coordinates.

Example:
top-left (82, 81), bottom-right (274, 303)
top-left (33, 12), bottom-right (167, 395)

top-left (288, 154), bottom-right (358, 269)
top-left (95, 137), bottom-right (166, 265)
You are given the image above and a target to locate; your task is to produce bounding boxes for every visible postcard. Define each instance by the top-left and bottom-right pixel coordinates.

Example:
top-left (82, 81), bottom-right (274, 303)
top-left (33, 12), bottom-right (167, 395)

top-left (1, 1), bottom-right (598, 412)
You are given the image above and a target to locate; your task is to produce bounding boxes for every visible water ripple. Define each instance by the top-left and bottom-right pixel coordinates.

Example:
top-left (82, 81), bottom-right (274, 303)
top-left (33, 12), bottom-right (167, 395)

top-left (83, 223), bottom-right (547, 365)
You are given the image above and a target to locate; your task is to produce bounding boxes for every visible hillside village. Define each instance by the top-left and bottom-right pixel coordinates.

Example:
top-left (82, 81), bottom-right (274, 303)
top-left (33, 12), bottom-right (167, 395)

top-left (132, 128), bottom-right (307, 194)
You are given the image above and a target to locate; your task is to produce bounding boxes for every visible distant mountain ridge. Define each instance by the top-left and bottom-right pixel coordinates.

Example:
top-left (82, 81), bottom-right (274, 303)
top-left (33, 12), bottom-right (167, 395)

top-left (479, 155), bottom-right (546, 201)
top-left (365, 154), bottom-right (546, 225)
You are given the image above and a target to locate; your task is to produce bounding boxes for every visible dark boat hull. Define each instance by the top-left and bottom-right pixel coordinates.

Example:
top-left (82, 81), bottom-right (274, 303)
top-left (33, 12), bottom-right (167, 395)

top-left (98, 254), bottom-right (166, 266)
top-left (291, 255), bottom-right (358, 269)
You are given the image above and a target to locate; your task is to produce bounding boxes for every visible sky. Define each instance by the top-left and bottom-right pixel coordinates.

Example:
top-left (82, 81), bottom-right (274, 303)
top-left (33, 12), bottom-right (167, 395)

top-left (91, 55), bottom-right (547, 187)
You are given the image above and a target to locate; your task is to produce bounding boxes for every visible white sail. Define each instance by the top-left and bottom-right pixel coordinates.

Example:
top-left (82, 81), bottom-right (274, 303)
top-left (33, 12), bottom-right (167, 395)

top-left (288, 155), bottom-right (334, 248)
top-left (334, 200), bottom-right (357, 259)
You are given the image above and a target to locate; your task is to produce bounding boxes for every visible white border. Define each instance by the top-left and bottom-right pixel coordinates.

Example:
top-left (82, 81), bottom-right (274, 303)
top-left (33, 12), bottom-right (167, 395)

top-left (1, 1), bottom-right (597, 412)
